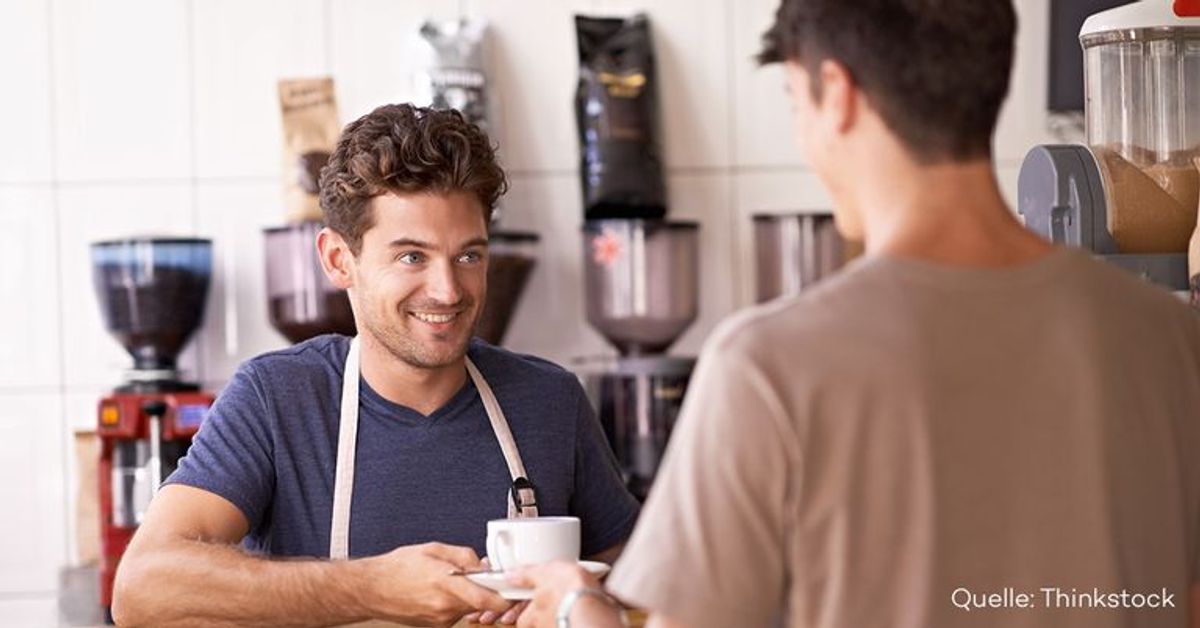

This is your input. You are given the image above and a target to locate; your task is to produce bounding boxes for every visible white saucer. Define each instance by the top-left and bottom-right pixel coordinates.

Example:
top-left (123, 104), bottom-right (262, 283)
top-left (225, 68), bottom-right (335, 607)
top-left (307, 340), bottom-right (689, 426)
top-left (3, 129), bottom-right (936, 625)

top-left (464, 560), bottom-right (612, 601)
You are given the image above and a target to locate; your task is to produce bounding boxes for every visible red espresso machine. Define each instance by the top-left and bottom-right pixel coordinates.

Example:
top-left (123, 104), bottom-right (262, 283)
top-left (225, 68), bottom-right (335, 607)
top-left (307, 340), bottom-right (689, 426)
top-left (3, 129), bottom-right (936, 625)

top-left (91, 237), bottom-right (215, 622)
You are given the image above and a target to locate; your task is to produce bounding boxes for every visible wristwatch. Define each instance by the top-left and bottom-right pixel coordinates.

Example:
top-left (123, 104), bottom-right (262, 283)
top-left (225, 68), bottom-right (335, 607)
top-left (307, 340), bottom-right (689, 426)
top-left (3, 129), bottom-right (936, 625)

top-left (555, 586), bottom-right (628, 628)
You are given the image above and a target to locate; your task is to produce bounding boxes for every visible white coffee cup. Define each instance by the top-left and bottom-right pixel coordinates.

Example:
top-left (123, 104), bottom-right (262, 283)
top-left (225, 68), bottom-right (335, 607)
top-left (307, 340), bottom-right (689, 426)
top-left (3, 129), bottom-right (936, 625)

top-left (486, 516), bottom-right (581, 571)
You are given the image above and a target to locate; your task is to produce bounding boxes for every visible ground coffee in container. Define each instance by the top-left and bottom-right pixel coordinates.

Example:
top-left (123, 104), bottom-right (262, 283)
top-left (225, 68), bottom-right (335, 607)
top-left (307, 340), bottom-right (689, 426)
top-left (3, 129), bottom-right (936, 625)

top-left (575, 14), bottom-right (666, 220)
top-left (278, 78), bottom-right (341, 224)
top-left (475, 231), bottom-right (538, 345)
top-left (1094, 147), bottom-right (1199, 254)
top-left (90, 238), bottom-right (213, 371)
top-left (263, 222), bottom-right (357, 344)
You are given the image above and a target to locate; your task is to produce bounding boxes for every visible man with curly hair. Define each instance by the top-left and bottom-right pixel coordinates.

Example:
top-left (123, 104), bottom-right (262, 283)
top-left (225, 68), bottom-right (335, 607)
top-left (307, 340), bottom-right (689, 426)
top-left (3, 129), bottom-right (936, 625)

top-left (112, 104), bottom-right (639, 627)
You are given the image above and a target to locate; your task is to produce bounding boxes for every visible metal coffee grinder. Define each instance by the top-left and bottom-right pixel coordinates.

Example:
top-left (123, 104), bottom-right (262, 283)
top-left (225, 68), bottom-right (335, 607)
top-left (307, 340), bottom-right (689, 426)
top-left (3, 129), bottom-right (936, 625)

top-left (91, 237), bottom-right (215, 621)
top-left (1019, 0), bottom-right (1200, 293)
top-left (580, 219), bottom-right (699, 500)
top-left (753, 212), bottom-right (859, 302)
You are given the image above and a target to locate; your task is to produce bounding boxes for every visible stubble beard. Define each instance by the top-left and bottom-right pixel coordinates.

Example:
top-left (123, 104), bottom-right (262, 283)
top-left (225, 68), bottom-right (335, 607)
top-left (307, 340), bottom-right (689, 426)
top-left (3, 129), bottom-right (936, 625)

top-left (361, 301), bottom-right (478, 370)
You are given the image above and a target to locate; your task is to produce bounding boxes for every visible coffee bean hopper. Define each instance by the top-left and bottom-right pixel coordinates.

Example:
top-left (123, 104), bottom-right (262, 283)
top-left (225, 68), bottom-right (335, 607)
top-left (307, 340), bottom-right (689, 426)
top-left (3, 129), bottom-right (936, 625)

top-left (578, 219), bottom-right (699, 500)
top-left (1019, 0), bottom-right (1200, 293)
top-left (264, 222), bottom-right (356, 343)
top-left (476, 230), bottom-right (540, 345)
top-left (91, 237), bottom-right (215, 623)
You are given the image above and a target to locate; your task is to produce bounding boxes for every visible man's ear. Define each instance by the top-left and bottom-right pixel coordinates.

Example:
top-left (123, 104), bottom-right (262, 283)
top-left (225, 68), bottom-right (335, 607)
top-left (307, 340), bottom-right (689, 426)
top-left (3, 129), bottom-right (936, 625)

top-left (817, 58), bottom-right (857, 135)
top-left (317, 228), bottom-right (354, 290)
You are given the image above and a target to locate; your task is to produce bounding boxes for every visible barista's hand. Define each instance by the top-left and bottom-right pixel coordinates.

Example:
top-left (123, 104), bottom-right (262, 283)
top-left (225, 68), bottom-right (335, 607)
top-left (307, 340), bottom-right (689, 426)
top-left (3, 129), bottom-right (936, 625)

top-left (362, 542), bottom-right (511, 627)
top-left (464, 558), bottom-right (528, 625)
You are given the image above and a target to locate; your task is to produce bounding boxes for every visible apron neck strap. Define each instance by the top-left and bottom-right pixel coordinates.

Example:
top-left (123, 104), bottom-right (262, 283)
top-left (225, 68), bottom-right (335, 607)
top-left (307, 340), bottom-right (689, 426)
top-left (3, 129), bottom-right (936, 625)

top-left (329, 337), bottom-right (539, 561)
top-left (465, 357), bottom-right (539, 518)
top-left (329, 336), bottom-right (363, 561)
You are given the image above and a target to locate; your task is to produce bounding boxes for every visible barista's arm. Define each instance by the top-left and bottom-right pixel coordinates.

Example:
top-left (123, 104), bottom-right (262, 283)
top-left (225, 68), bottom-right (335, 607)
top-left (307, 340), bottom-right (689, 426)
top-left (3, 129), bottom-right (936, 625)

top-left (113, 484), bottom-right (511, 628)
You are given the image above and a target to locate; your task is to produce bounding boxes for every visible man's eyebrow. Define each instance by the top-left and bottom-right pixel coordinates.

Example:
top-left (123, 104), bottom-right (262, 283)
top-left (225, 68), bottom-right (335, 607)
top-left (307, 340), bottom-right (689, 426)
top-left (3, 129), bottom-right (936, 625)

top-left (387, 238), bottom-right (436, 249)
top-left (387, 237), bottom-right (490, 250)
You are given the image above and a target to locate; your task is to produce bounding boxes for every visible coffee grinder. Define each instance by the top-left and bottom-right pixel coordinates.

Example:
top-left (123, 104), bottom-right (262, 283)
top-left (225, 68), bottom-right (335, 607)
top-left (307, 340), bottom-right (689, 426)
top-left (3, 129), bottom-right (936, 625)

top-left (91, 237), bottom-right (215, 621)
top-left (477, 230), bottom-right (540, 345)
top-left (753, 212), bottom-right (860, 302)
top-left (264, 222), bottom-right (356, 343)
top-left (1019, 0), bottom-right (1200, 292)
top-left (579, 219), bottom-right (699, 500)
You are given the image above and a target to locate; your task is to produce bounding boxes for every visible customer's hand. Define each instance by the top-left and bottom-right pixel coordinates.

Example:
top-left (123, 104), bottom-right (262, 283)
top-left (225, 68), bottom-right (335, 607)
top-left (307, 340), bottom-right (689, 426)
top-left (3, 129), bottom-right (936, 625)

top-left (362, 542), bottom-right (512, 627)
top-left (464, 600), bottom-right (529, 625)
top-left (463, 558), bottom-right (529, 625)
top-left (508, 561), bottom-right (617, 628)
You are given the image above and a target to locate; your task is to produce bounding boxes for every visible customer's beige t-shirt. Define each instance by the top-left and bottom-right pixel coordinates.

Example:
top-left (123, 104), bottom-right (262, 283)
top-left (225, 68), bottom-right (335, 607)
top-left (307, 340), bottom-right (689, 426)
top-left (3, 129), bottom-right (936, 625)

top-left (607, 247), bottom-right (1200, 628)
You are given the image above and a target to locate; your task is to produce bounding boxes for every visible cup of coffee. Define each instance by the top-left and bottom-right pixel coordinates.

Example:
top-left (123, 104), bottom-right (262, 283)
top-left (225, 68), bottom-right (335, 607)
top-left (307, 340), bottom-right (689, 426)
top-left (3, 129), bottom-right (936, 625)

top-left (486, 517), bottom-right (581, 571)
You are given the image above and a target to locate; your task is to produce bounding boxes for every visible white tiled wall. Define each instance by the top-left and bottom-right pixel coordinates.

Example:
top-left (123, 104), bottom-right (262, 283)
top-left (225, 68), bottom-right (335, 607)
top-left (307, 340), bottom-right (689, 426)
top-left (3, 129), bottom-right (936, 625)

top-left (732, 0), bottom-right (806, 167)
top-left (52, 0), bottom-right (194, 182)
top-left (0, 1), bottom-right (54, 183)
top-left (192, 0), bottom-right (329, 179)
top-left (0, 394), bottom-right (67, 594)
top-left (0, 0), bottom-right (1058, 620)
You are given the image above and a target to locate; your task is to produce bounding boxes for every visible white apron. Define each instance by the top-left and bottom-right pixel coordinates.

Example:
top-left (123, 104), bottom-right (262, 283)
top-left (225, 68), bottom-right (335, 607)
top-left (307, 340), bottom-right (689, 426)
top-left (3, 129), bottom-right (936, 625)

top-left (330, 336), bottom-right (538, 626)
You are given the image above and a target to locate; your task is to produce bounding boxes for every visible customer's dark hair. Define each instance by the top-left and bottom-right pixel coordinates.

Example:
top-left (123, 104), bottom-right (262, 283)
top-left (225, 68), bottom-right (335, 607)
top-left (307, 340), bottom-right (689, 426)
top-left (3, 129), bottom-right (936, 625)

top-left (757, 0), bottom-right (1015, 163)
top-left (319, 103), bottom-right (507, 254)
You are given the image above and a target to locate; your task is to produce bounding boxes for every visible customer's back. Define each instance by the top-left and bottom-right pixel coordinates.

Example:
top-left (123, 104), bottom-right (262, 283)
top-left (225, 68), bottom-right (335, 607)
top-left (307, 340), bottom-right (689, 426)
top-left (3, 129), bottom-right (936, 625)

top-left (605, 2), bottom-right (1200, 628)
top-left (643, 246), bottom-right (1200, 627)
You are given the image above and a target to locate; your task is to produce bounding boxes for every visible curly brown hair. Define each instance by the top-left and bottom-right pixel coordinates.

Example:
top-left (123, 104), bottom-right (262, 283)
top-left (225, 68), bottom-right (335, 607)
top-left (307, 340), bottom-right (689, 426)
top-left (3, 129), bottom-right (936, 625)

top-left (318, 103), bottom-right (508, 254)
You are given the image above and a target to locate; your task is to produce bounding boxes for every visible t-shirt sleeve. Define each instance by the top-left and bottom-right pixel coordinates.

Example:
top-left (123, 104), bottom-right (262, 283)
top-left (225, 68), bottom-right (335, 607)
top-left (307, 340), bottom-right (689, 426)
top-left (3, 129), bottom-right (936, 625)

top-left (606, 328), bottom-right (794, 628)
top-left (164, 362), bottom-right (275, 531)
top-left (568, 381), bottom-right (641, 557)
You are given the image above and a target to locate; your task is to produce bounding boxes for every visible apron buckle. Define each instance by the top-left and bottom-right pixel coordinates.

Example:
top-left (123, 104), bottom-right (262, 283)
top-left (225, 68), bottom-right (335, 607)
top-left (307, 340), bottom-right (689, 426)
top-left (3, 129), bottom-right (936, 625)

top-left (510, 476), bottom-right (538, 514)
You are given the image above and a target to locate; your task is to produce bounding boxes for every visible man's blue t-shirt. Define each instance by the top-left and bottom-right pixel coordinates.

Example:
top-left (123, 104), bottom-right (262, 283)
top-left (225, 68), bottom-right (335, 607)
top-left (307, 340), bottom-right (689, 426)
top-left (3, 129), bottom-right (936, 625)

top-left (166, 335), bottom-right (640, 559)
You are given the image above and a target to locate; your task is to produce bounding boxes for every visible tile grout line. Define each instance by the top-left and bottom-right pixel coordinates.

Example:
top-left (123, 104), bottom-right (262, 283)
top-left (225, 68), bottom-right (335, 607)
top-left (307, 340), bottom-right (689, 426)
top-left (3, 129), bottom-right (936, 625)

top-left (0, 590), bottom-right (59, 601)
top-left (724, 0), bottom-right (746, 309)
top-left (186, 0), bottom-right (207, 384)
top-left (46, 0), bottom-right (73, 592)
top-left (0, 160), bottom-right (1028, 189)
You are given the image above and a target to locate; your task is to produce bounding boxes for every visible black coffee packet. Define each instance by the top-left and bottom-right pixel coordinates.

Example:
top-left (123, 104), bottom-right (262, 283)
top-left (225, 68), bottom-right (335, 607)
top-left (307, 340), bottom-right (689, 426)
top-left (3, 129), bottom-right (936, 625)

top-left (575, 14), bottom-right (666, 220)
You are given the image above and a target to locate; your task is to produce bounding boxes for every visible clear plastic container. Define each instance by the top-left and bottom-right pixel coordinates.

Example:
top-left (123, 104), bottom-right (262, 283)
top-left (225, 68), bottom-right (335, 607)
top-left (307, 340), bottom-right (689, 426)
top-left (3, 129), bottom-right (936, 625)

top-left (1082, 3), bottom-right (1200, 252)
top-left (91, 237), bottom-right (212, 371)
top-left (263, 222), bottom-right (356, 343)
top-left (475, 231), bottom-right (539, 345)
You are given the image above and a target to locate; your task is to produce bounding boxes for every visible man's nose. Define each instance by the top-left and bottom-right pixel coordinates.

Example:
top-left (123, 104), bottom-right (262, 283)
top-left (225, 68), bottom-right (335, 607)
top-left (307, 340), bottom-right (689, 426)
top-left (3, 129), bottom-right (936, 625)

top-left (425, 258), bottom-right (464, 305)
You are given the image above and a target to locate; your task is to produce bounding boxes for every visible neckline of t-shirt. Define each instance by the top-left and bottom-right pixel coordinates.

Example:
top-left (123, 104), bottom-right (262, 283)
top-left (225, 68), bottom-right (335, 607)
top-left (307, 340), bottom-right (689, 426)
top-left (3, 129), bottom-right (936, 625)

top-left (856, 245), bottom-right (1080, 291)
top-left (357, 362), bottom-right (480, 427)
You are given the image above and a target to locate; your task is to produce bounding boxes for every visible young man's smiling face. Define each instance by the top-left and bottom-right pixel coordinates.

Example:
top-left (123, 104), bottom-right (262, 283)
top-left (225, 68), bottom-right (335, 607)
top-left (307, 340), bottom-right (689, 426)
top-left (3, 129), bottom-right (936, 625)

top-left (348, 190), bottom-right (489, 370)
